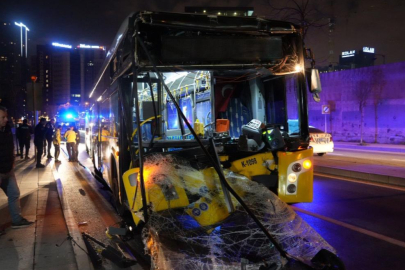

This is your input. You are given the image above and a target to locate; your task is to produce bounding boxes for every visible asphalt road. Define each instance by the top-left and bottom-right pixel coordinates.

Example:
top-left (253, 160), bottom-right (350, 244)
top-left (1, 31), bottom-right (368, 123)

top-left (315, 147), bottom-right (405, 168)
top-left (58, 142), bottom-right (405, 270)
top-left (294, 174), bottom-right (405, 270)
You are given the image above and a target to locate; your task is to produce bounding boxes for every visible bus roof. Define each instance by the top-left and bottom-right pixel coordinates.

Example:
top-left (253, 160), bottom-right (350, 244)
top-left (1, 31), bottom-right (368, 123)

top-left (89, 11), bottom-right (301, 99)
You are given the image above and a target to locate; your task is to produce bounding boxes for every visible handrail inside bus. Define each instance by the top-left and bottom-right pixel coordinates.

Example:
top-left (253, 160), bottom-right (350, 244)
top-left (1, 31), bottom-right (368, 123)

top-left (131, 115), bottom-right (162, 140)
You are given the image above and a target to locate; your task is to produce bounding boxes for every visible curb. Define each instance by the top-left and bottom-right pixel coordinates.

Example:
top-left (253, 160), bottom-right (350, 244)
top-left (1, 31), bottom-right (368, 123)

top-left (52, 165), bottom-right (95, 270)
top-left (314, 165), bottom-right (405, 188)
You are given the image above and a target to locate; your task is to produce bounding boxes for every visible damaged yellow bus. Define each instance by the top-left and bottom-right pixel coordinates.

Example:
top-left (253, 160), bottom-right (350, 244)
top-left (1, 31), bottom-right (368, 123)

top-left (85, 11), bottom-right (344, 270)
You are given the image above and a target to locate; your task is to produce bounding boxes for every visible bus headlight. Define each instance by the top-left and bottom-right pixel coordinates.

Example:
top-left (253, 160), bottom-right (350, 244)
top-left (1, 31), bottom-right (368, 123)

top-left (288, 173), bottom-right (297, 183)
top-left (303, 160), bottom-right (312, 170)
top-left (292, 163), bottom-right (302, 172)
top-left (287, 184), bottom-right (297, 193)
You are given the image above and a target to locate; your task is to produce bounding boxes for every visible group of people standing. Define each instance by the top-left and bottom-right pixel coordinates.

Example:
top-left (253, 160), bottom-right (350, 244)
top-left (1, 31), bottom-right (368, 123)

top-left (0, 105), bottom-right (81, 229)
top-left (16, 118), bottom-right (60, 164)
top-left (33, 118), bottom-right (80, 167)
top-left (33, 118), bottom-right (58, 168)
top-left (0, 106), bottom-right (34, 228)
top-left (14, 117), bottom-right (80, 167)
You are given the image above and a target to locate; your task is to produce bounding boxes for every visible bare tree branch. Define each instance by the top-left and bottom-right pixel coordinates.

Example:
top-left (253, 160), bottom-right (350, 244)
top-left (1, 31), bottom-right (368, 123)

top-left (355, 80), bottom-right (372, 145)
top-left (262, 0), bottom-right (330, 40)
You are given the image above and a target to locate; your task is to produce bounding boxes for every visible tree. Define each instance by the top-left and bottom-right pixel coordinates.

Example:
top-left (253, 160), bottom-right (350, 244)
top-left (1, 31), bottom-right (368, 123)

top-left (370, 69), bottom-right (385, 143)
top-left (354, 80), bottom-right (371, 145)
top-left (262, 0), bottom-right (330, 40)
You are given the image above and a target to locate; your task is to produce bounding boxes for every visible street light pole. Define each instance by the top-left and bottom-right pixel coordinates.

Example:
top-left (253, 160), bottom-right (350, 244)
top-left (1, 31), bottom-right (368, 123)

top-left (14, 22), bottom-right (29, 58)
top-left (15, 22), bottom-right (30, 119)
top-left (31, 76), bottom-right (37, 125)
top-left (31, 76), bottom-right (37, 162)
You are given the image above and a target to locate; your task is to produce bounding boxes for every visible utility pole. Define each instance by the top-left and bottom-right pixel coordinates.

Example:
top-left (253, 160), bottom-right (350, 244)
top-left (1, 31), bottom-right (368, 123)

top-left (31, 76), bottom-right (38, 125)
top-left (31, 75), bottom-right (37, 161)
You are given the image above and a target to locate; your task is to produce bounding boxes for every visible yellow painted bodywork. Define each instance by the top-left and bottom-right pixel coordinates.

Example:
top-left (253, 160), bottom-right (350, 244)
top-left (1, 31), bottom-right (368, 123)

top-left (277, 149), bottom-right (313, 203)
top-left (123, 167), bottom-right (190, 225)
top-left (122, 148), bottom-right (313, 227)
top-left (226, 148), bottom-right (313, 203)
top-left (185, 196), bottom-right (230, 227)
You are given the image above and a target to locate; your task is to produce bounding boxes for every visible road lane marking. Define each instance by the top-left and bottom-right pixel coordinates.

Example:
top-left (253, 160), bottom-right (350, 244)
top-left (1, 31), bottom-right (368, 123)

top-left (291, 206), bottom-right (405, 249)
top-left (335, 147), bottom-right (405, 156)
top-left (314, 172), bottom-right (405, 191)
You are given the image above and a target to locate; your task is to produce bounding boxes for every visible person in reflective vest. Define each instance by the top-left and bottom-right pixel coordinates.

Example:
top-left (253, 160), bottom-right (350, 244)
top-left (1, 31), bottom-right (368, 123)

top-left (64, 126), bottom-right (76, 162)
top-left (53, 125), bottom-right (61, 163)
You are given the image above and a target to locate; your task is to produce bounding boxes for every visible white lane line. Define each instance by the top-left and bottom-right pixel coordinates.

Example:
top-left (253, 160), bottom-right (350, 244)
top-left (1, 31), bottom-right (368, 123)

top-left (336, 147), bottom-right (405, 156)
top-left (392, 159), bottom-right (405, 162)
top-left (314, 172), bottom-right (405, 191)
top-left (291, 206), bottom-right (405, 249)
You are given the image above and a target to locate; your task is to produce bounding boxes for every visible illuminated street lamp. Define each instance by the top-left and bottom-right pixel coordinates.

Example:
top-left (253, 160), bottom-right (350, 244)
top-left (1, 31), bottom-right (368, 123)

top-left (14, 22), bottom-right (29, 58)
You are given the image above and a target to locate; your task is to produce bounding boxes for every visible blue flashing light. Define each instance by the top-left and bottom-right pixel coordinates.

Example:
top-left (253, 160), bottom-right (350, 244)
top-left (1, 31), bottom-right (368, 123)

top-left (66, 113), bottom-right (73, 119)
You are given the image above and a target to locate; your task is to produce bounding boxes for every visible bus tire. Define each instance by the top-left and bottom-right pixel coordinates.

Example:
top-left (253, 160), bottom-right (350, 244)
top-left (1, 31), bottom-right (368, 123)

top-left (317, 153), bottom-right (325, 156)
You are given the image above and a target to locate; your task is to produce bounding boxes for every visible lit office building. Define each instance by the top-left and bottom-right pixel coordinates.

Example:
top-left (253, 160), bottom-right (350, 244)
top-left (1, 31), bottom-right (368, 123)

top-left (36, 43), bottom-right (106, 117)
top-left (77, 44), bottom-right (106, 105)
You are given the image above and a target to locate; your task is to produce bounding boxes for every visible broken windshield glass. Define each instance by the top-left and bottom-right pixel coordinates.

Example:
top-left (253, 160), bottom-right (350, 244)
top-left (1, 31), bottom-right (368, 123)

top-left (138, 154), bottom-right (336, 269)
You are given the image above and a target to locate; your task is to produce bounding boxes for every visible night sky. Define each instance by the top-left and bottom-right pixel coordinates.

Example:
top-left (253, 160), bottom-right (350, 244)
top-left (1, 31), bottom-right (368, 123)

top-left (2, 0), bottom-right (405, 66)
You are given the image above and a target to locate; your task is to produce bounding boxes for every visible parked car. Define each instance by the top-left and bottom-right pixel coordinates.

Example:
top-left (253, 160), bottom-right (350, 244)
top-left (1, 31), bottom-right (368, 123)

top-left (309, 127), bottom-right (334, 156)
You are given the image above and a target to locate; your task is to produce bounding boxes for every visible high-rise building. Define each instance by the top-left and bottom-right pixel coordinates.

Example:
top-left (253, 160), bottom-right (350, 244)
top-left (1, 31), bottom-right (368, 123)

top-left (77, 44), bottom-right (106, 105)
top-left (0, 21), bottom-right (28, 119)
top-left (338, 47), bottom-right (376, 69)
top-left (35, 43), bottom-right (106, 118)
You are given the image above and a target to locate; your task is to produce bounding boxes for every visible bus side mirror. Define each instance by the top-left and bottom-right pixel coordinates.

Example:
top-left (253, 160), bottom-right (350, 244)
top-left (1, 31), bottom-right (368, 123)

top-left (306, 68), bottom-right (322, 102)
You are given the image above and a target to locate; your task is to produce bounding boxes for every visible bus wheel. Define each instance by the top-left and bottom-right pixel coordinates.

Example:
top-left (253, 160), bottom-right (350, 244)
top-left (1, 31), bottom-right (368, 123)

top-left (317, 153), bottom-right (325, 156)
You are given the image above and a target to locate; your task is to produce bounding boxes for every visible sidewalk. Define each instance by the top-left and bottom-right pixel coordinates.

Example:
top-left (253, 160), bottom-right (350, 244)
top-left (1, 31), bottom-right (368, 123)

top-left (0, 147), bottom-right (78, 270)
top-left (314, 142), bottom-right (405, 187)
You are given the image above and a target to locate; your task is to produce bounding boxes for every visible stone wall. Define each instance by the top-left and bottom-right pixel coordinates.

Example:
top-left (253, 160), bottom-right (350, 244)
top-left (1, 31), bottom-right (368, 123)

top-left (308, 62), bottom-right (405, 144)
